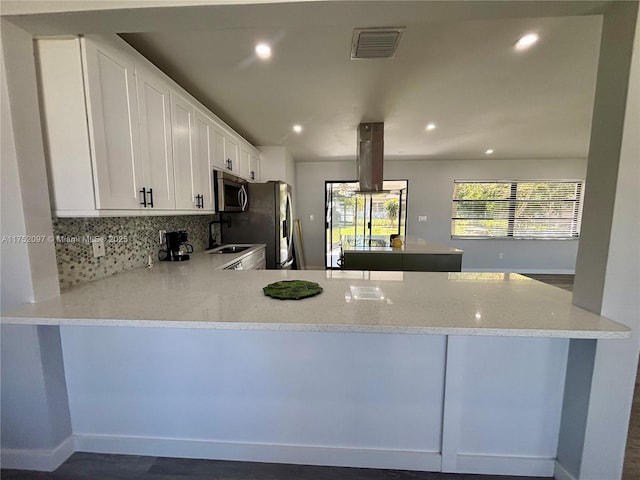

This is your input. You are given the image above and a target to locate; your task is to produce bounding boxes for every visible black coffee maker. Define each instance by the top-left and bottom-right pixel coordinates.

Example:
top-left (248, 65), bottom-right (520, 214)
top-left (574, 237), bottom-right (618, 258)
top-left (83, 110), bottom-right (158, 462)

top-left (163, 230), bottom-right (193, 261)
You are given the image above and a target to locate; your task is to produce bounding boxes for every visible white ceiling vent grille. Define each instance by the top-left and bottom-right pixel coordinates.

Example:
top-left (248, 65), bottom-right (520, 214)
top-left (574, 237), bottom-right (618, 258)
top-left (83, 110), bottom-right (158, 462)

top-left (350, 27), bottom-right (405, 59)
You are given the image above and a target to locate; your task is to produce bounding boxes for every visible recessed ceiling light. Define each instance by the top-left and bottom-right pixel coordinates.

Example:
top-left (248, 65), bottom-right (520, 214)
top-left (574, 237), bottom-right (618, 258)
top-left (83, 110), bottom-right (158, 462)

top-left (515, 33), bottom-right (540, 50)
top-left (425, 123), bottom-right (437, 131)
top-left (292, 124), bottom-right (303, 134)
top-left (485, 149), bottom-right (494, 155)
top-left (255, 43), bottom-right (272, 60)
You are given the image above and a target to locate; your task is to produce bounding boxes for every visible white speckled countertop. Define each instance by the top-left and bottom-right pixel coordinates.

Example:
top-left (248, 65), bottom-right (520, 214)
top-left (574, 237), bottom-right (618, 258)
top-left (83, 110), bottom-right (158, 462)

top-left (0, 249), bottom-right (629, 339)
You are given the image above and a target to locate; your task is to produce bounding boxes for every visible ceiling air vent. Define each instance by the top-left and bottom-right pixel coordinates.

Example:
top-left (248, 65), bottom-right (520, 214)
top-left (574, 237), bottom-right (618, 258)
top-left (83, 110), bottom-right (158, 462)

top-left (350, 27), bottom-right (405, 59)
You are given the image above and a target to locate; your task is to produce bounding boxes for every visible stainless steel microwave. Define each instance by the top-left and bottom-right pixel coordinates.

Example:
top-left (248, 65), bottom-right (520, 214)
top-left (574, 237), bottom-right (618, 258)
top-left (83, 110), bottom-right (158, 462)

top-left (214, 171), bottom-right (248, 212)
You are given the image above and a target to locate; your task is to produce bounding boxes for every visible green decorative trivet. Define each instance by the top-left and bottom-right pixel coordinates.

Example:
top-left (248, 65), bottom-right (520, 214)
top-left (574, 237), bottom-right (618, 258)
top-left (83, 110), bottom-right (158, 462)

top-left (263, 280), bottom-right (323, 300)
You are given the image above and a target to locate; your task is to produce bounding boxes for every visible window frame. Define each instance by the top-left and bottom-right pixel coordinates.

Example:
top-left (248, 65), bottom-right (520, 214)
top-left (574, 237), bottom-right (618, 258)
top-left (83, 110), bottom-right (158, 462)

top-left (451, 179), bottom-right (584, 240)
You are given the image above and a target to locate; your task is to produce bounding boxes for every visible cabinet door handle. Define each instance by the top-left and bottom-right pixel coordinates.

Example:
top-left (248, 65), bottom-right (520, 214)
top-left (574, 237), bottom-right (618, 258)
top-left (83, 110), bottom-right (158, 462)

top-left (140, 187), bottom-right (147, 207)
top-left (226, 159), bottom-right (232, 171)
top-left (195, 194), bottom-right (203, 208)
top-left (147, 188), bottom-right (154, 208)
top-left (250, 170), bottom-right (255, 180)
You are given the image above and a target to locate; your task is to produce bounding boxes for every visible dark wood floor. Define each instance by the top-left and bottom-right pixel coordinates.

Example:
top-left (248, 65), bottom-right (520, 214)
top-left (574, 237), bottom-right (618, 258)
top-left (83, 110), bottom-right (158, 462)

top-left (521, 274), bottom-right (575, 291)
top-left (3, 276), bottom-right (638, 479)
top-left (623, 359), bottom-right (640, 480)
top-left (0, 453), bottom-right (550, 480)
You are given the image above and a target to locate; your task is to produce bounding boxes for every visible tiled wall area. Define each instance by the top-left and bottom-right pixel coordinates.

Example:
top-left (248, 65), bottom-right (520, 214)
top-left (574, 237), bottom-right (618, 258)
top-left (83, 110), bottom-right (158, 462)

top-left (52, 215), bottom-right (219, 289)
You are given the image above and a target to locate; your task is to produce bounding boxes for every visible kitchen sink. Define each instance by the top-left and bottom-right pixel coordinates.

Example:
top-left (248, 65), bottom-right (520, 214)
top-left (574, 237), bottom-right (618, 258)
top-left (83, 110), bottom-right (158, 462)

top-left (209, 245), bottom-right (252, 254)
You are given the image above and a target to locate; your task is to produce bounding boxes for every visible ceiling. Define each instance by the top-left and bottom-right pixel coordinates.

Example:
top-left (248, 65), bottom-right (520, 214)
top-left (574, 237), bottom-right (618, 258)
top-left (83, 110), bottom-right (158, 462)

top-left (3, 1), bottom-right (611, 162)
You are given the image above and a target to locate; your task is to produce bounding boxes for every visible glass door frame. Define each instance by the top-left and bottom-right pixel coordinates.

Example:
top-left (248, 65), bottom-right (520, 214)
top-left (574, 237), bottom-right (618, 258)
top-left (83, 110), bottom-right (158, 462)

top-left (325, 179), bottom-right (408, 270)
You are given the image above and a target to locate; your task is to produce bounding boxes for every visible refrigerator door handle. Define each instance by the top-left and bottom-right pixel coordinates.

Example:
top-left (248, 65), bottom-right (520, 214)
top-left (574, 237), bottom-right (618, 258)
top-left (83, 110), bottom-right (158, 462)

top-left (286, 190), bottom-right (294, 262)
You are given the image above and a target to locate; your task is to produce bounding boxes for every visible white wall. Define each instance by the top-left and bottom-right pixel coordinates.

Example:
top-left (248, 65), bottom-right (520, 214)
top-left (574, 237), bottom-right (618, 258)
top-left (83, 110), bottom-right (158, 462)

top-left (0, 19), bottom-right (73, 471)
top-left (559, 2), bottom-right (639, 478)
top-left (257, 146), bottom-right (297, 217)
top-left (296, 158), bottom-right (586, 271)
top-left (0, 19), bottom-right (59, 305)
top-left (1, 39), bottom-right (34, 310)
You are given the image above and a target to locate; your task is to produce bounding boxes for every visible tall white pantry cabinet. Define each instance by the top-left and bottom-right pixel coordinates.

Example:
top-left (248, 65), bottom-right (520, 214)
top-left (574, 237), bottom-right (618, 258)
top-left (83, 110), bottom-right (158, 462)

top-left (35, 34), bottom-right (260, 217)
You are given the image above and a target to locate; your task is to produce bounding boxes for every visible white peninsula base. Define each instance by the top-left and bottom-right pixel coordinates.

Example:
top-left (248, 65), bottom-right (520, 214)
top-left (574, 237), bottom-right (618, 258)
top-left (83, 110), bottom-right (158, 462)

top-left (1, 267), bottom-right (629, 477)
top-left (59, 327), bottom-right (566, 477)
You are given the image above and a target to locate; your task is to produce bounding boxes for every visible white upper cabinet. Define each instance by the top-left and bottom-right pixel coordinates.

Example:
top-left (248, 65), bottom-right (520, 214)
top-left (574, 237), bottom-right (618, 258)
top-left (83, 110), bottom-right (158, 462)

top-left (35, 38), bottom-right (96, 214)
top-left (256, 146), bottom-right (295, 187)
top-left (239, 143), bottom-right (252, 180)
top-left (82, 35), bottom-right (144, 210)
top-left (36, 34), bottom-right (259, 216)
top-left (171, 94), bottom-right (215, 212)
top-left (225, 134), bottom-right (240, 176)
top-left (238, 142), bottom-right (261, 181)
top-left (212, 124), bottom-right (253, 181)
top-left (193, 109), bottom-right (216, 211)
top-left (170, 92), bottom-right (200, 211)
top-left (136, 63), bottom-right (175, 210)
top-left (250, 152), bottom-right (260, 182)
top-left (211, 123), bottom-right (227, 172)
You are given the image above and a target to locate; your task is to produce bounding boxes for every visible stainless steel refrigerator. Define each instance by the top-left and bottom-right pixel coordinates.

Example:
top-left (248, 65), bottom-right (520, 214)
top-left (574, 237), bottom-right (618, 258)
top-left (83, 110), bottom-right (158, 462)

top-left (222, 181), bottom-right (294, 269)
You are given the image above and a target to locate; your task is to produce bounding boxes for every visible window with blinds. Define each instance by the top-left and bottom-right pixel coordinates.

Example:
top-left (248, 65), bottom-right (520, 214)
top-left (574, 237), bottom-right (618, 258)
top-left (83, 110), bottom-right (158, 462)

top-left (451, 180), bottom-right (584, 239)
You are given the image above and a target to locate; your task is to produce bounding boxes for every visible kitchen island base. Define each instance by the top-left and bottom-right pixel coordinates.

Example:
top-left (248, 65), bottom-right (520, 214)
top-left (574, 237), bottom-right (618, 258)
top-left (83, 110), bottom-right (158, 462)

top-left (55, 326), bottom-right (567, 477)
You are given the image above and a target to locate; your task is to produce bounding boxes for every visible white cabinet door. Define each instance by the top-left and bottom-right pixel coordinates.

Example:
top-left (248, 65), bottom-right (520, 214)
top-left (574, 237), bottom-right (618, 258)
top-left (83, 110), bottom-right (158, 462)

top-left (170, 92), bottom-right (201, 211)
top-left (82, 35), bottom-right (143, 210)
top-left (211, 123), bottom-right (227, 171)
top-left (137, 64), bottom-right (175, 210)
top-left (238, 144), bottom-right (252, 180)
top-left (35, 38), bottom-right (96, 214)
top-left (194, 109), bottom-right (216, 211)
top-left (225, 134), bottom-right (240, 175)
top-left (249, 151), bottom-right (260, 182)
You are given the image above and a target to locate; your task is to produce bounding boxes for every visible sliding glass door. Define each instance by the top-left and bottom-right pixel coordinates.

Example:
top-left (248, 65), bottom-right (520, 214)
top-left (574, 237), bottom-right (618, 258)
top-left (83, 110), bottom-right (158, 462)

top-left (325, 180), bottom-right (408, 268)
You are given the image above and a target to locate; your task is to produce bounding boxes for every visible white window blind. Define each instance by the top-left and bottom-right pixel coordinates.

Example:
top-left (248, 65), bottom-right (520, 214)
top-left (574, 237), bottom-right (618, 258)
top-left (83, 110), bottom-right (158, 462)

top-left (451, 180), bottom-right (584, 239)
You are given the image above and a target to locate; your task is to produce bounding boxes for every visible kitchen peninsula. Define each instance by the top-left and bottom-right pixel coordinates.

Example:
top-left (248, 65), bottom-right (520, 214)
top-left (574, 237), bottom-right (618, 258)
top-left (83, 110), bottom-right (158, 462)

top-left (1, 251), bottom-right (629, 477)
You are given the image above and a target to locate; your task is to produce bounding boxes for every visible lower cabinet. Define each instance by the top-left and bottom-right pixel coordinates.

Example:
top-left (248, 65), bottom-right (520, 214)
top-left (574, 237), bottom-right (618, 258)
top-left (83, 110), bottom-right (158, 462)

top-left (343, 253), bottom-right (403, 271)
top-left (223, 247), bottom-right (266, 270)
top-left (402, 254), bottom-right (462, 272)
top-left (243, 247), bottom-right (266, 270)
top-left (343, 253), bottom-right (462, 272)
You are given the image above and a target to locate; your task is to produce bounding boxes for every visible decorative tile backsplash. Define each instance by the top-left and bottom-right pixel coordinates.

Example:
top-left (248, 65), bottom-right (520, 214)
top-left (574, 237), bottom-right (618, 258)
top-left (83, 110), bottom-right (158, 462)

top-left (52, 215), bottom-right (220, 290)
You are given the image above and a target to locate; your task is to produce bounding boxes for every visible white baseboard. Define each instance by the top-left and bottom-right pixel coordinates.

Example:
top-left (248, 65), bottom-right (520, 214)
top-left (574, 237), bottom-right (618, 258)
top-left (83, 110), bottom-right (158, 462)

top-left (454, 453), bottom-right (556, 477)
top-left (0, 435), bottom-right (74, 471)
top-left (0, 435), bottom-right (562, 478)
top-left (74, 434), bottom-right (441, 471)
top-left (554, 460), bottom-right (578, 480)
